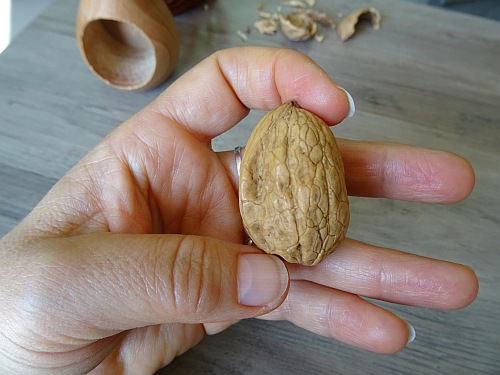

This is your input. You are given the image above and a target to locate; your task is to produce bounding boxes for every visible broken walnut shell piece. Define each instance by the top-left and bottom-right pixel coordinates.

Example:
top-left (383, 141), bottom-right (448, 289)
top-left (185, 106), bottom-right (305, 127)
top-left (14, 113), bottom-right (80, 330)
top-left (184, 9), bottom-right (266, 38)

top-left (337, 7), bottom-right (381, 42)
top-left (279, 12), bottom-right (317, 41)
top-left (239, 101), bottom-right (350, 266)
top-left (254, 19), bottom-right (279, 35)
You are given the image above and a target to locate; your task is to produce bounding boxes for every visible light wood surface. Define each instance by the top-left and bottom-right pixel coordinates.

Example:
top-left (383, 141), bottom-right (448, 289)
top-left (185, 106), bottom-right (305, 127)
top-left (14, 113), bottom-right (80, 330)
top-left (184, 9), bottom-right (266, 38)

top-left (1, 0), bottom-right (499, 374)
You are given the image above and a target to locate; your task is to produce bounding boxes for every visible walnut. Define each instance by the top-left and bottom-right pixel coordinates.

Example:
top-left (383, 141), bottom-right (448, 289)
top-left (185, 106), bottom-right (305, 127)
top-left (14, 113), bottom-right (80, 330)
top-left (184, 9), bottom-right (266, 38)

top-left (239, 101), bottom-right (350, 266)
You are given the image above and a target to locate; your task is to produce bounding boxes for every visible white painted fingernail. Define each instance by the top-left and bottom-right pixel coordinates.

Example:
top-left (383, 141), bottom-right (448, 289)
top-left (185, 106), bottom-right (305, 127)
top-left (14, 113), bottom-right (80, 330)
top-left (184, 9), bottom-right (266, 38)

top-left (339, 87), bottom-right (356, 118)
top-left (405, 321), bottom-right (416, 344)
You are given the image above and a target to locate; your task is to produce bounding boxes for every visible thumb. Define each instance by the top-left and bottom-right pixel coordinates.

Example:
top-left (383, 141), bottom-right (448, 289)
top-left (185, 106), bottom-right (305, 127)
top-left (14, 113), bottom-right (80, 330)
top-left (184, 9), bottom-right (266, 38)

top-left (12, 233), bottom-right (289, 333)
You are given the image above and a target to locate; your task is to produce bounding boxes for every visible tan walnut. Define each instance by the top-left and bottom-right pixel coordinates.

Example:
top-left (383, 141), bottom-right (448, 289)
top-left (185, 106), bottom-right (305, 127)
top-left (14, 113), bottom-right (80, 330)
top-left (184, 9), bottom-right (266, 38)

top-left (239, 101), bottom-right (349, 266)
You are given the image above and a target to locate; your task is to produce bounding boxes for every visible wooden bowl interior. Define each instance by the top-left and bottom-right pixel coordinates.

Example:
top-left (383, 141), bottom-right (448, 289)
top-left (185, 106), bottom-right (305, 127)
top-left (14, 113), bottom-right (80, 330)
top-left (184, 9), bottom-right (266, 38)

top-left (81, 19), bottom-right (155, 89)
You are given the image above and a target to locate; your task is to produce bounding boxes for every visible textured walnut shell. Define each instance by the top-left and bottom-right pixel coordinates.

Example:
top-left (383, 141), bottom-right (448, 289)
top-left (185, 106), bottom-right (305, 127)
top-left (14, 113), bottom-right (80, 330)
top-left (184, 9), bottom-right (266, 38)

top-left (279, 13), bottom-right (317, 41)
top-left (239, 101), bottom-right (349, 266)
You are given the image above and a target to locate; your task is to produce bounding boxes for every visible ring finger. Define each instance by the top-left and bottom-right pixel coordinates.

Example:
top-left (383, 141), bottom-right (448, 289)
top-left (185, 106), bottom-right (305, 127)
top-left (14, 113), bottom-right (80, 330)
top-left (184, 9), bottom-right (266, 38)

top-left (260, 279), bottom-right (413, 354)
top-left (286, 238), bottom-right (478, 310)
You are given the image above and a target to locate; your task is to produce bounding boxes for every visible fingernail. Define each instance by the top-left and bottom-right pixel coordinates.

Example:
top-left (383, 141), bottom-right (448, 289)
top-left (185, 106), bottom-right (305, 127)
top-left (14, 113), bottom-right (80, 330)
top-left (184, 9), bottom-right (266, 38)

top-left (339, 87), bottom-right (356, 118)
top-left (238, 254), bottom-right (289, 307)
top-left (405, 321), bottom-right (416, 344)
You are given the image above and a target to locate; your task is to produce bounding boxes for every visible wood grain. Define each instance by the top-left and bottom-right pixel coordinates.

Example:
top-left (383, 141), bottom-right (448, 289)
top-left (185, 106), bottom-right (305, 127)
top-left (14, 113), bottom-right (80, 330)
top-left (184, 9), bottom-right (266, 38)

top-left (0, 0), bottom-right (499, 374)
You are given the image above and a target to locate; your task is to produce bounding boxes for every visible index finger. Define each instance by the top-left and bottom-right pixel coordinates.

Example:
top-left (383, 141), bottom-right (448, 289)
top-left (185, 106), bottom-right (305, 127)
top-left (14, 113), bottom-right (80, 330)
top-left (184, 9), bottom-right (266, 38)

top-left (149, 47), bottom-right (351, 141)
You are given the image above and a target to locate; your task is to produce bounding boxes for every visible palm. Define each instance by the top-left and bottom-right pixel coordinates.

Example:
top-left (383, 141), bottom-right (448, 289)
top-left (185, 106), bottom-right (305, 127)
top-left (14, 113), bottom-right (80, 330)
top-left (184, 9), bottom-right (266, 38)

top-left (26, 119), bottom-right (243, 371)
top-left (98, 119), bottom-right (242, 241)
top-left (48, 114), bottom-right (241, 240)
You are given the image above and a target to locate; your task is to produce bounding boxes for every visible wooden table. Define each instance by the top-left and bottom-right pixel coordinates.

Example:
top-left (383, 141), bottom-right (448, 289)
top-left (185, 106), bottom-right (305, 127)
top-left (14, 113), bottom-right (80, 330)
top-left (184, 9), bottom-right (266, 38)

top-left (1, 0), bottom-right (499, 374)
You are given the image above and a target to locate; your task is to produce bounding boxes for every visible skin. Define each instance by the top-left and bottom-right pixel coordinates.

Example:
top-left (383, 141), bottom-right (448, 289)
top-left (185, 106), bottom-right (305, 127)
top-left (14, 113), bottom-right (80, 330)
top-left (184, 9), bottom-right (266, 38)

top-left (0, 47), bottom-right (478, 374)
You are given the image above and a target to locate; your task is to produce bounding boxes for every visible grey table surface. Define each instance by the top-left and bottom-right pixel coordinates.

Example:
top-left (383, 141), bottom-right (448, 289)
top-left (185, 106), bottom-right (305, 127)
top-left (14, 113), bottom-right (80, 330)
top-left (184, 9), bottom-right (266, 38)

top-left (1, 0), bottom-right (499, 374)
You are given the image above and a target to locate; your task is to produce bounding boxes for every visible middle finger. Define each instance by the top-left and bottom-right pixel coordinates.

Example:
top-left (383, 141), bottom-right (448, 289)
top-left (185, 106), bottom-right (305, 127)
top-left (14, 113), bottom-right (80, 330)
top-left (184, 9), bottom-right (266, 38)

top-left (286, 238), bottom-right (478, 310)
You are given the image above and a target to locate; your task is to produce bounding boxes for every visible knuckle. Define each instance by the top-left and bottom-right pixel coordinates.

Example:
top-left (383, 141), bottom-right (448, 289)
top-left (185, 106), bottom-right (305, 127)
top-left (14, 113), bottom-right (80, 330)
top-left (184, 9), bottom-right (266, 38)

top-left (168, 236), bottom-right (223, 320)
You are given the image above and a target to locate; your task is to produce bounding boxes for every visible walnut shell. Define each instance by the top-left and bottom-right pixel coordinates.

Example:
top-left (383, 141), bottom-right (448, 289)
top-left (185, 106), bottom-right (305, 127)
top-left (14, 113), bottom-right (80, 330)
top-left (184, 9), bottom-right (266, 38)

top-left (279, 13), bottom-right (317, 41)
top-left (337, 7), bottom-right (382, 42)
top-left (239, 101), bottom-right (349, 266)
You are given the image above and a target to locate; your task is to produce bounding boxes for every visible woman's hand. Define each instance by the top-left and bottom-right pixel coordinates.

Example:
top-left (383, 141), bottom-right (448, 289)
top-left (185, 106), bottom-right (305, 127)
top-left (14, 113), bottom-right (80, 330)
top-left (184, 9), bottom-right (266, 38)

top-left (0, 47), bottom-right (478, 374)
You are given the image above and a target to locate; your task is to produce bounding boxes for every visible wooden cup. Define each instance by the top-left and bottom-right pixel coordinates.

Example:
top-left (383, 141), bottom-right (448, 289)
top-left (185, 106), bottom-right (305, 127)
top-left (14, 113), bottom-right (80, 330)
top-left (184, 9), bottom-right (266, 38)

top-left (76, 0), bottom-right (180, 91)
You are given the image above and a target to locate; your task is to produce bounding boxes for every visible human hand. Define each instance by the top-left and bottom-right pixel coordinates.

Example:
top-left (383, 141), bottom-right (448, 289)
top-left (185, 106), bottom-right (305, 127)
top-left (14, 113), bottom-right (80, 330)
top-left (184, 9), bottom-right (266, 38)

top-left (0, 47), bottom-right (478, 374)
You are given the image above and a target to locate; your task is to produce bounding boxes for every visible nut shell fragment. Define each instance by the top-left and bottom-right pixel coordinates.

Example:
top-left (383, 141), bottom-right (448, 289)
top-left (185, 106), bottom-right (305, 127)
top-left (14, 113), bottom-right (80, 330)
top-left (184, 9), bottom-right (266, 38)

top-left (279, 13), bottom-right (317, 41)
top-left (239, 101), bottom-right (350, 266)
top-left (280, 0), bottom-right (308, 8)
top-left (337, 7), bottom-right (381, 42)
top-left (305, 9), bottom-right (335, 28)
top-left (254, 19), bottom-right (279, 35)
